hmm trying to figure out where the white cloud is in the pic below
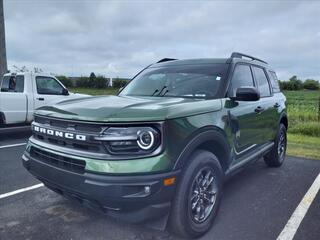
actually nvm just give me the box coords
[3,0,320,80]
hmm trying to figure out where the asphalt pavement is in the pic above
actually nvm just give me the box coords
[0,131,319,240]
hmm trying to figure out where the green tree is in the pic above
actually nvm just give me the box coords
[76,76,90,87]
[56,75,73,88]
[94,75,108,88]
[89,72,96,88]
[303,79,319,90]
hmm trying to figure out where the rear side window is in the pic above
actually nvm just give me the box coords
[36,76,64,95]
[252,67,271,97]
[230,64,254,96]
[1,75,24,93]
[268,71,281,93]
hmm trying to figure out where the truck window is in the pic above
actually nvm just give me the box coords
[1,75,25,93]
[252,66,271,97]
[36,76,64,95]
[229,64,254,97]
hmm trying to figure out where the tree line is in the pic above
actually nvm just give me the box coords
[56,73,319,91]
[279,76,319,91]
[56,72,129,89]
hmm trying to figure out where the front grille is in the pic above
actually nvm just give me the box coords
[32,115,163,158]
[34,115,104,133]
[30,146,86,174]
[34,134,102,152]
[33,115,105,153]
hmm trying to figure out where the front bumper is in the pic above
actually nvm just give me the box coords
[22,151,180,223]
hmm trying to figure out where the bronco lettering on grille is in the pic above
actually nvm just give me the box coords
[33,126,87,141]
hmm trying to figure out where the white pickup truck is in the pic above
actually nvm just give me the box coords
[0,72,86,127]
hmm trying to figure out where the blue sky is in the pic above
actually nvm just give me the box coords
[3,0,320,80]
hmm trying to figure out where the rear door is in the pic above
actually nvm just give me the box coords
[251,66,278,144]
[34,76,68,109]
[226,64,261,157]
[0,75,27,124]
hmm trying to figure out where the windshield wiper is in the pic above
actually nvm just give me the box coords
[151,89,159,96]
[157,86,167,96]
[161,89,169,96]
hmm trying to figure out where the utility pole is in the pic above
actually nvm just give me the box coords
[0,0,7,77]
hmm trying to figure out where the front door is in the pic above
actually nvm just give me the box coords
[226,64,261,159]
[34,76,68,109]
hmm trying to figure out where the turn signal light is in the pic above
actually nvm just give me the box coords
[164,177,176,186]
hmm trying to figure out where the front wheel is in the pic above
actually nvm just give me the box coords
[264,123,287,167]
[169,150,223,238]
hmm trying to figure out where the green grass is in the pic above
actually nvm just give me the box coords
[284,90,320,138]
[284,90,320,159]
[69,88,320,159]
[287,133,320,160]
[288,122,320,137]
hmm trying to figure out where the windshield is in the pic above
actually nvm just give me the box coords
[120,64,229,99]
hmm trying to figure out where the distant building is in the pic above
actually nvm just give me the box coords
[0,0,7,77]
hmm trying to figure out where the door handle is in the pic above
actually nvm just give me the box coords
[255,106,264,113]
[274,103,280,108]
[36,98,45,101]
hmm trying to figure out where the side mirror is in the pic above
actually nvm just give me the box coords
[233,87,260,101]
[62,88,69,95]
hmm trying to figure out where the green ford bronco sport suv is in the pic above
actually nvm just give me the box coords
[23,52,287,238]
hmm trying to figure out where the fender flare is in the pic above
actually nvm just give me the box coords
[278,111,288,129]
[172,126,231,172]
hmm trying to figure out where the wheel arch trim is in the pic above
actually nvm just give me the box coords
[172,126,231,173]
[279,111,288,129]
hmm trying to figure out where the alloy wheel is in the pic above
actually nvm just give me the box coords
[189,167,218,223]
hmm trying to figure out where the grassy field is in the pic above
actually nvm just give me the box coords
[284,90,320,159]
[70,87,320,159]
[287,133,320,160]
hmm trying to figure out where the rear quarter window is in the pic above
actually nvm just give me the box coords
[1,75,25,93]
[252,66,271,97]
[268,71,281,93]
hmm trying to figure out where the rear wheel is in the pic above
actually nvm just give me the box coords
[169,150,223,238]
[264,123,287,167]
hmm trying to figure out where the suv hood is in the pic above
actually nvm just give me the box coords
[35,95,222,122]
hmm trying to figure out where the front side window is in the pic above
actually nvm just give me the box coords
[36,76,64,95]
[253,67,271,97]
[230,64,254,96]
[120,64,229,99]
[1,75,24,93]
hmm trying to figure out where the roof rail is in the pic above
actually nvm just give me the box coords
[230,52,268,64]
[157,58,177,63]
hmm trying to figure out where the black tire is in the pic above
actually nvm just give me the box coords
[169,150,223,238]
[0,112,5,127]
[264,123,287,167]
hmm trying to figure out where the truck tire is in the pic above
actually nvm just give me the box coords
[0,112,5,127]
[264,123,287,167]
[169,150,223,238]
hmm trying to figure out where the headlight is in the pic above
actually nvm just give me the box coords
[95,126,161,155]
[137,130,154,150]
